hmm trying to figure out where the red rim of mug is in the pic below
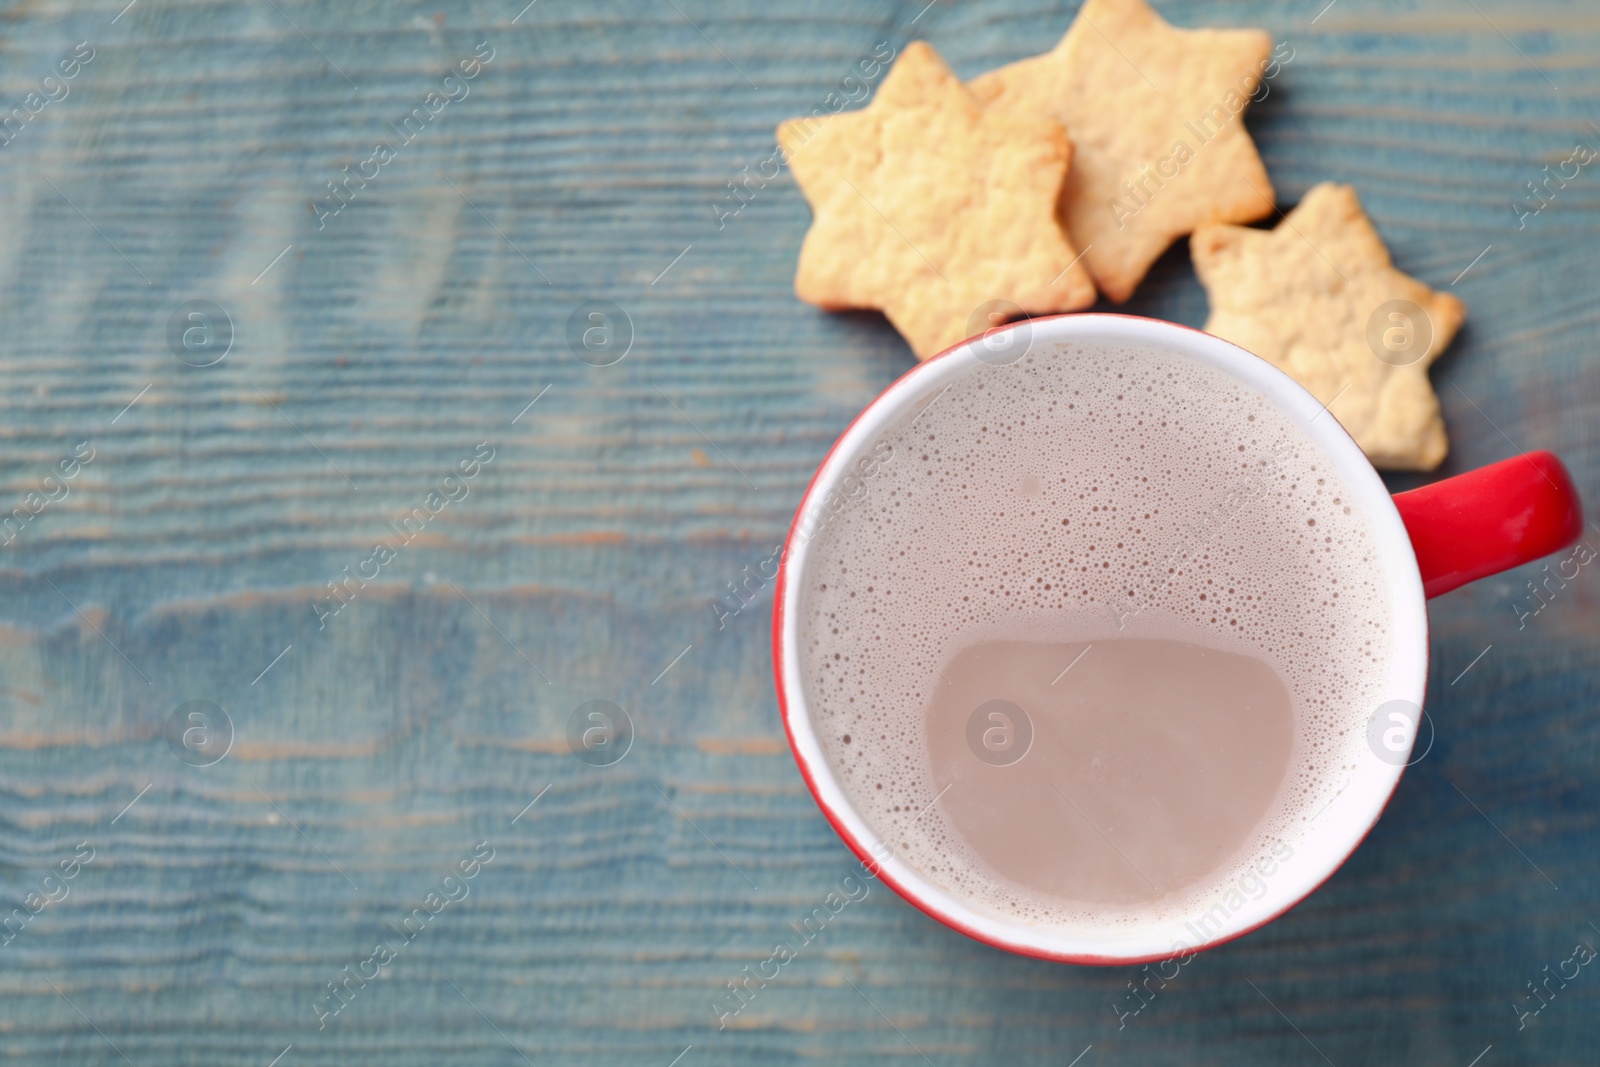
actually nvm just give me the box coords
[770,312,1429,966]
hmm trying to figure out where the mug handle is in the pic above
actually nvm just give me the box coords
[1393,451,1585,598]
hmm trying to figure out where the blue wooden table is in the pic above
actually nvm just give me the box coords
[0,0,1595,1063]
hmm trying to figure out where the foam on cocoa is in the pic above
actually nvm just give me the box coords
[796,342,1393,931]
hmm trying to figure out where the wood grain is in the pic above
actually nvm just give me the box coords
[0,0,1593,1063]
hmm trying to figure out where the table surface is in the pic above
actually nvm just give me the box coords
[1,0,1597,1063]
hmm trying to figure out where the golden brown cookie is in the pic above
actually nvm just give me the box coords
[1191,182,1467,471]
[777,41,1096,361]
[970,0,1278,302]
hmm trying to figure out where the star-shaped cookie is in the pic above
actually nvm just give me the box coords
[1191,182,1467,471]
[777,41,1096,361]
[969,0,1277,302]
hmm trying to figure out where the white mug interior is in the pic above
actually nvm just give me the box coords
[774,313,1429,964]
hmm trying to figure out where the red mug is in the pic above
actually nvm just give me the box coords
[772,313,1583,965]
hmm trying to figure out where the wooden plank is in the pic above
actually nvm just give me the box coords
[0,0,1593,1063]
